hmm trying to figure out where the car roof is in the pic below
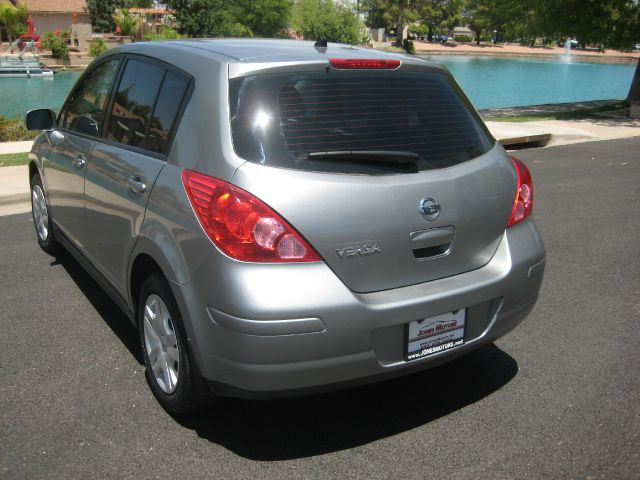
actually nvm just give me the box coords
[128,39,405,61]
[102,39,446,80]
[109,38,439,64]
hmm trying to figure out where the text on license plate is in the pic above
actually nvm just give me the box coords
[406,309,467,361]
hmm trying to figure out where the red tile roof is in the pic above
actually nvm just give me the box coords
[128,8,175,15]
[5,0,87,13]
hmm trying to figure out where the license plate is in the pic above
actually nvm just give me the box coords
[406,309,467,361]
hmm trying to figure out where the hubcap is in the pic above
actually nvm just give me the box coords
[143,294,180,394]
[32,184,49,242]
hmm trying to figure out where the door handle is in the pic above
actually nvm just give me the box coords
[127,176,146,194]
[73,156,86,168]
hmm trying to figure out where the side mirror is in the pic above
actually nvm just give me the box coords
[26,109,57,131]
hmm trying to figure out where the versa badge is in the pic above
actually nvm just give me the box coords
[336,242,382,259]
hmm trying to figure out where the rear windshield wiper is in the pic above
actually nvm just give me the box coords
[307,150,420,165]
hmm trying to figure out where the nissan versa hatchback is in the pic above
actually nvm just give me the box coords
[26,39,545,413]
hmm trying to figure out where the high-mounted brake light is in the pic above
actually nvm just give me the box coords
[507,156,534,227]
[329,58,401,69]
[182,170,321,262]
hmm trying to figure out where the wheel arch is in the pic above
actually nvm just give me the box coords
[28,160,39,183]
[129,253,165,319]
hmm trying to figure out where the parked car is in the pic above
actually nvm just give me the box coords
[26,39,545,413]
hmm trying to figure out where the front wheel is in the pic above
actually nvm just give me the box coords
[30,173,58,253]
[138,273,212,414]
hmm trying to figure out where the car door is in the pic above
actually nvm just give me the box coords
[45,58,121,247]
[83,57,191,298]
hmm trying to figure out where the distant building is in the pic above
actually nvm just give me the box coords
[129,8,175,34]
[453,26,474,40]
[1,0,92,49]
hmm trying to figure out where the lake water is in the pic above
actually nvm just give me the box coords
[422,55,636,109]
[1,70,82,118]
[0,56,636,117]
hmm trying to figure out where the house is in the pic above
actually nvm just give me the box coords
[129,8,175,35]
[1,0,92,49]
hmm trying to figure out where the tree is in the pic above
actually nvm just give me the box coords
[363,0,420,47]
[126,0,153,7]
[0,2,28,43]
[113,8,140,36]
[86,0,125,33]
[167,0,290,38]
[418,0,462,41]
[291,0,363,44]
[463,0,519,45]
[166,0,246,37]
[235,0,291,37]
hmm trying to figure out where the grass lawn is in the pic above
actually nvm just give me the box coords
[0,152,29,167]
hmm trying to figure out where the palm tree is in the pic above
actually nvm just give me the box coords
[0,2,28,44]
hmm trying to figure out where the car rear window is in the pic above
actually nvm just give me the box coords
[229,70,494,173]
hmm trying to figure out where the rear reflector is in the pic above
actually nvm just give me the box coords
[507,156,534,227]
[329,58,401,69]
[182,170,321,262]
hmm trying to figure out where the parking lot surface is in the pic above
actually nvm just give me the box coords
[1,137,638,479]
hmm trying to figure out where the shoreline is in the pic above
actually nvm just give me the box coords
[375,41,640,64]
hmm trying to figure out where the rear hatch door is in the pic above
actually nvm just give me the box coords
[228,63,516,293]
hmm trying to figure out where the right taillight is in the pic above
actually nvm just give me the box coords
[182,170,321,263]
[507,156,534,227]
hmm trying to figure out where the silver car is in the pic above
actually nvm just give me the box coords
[26,39,545,413]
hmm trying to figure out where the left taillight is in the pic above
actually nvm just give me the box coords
[182,170,321,263]
[507,156,534,227]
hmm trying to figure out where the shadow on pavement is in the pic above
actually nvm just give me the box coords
[49,245,518,460]
[51,249,144,365]
[176,344,518,460]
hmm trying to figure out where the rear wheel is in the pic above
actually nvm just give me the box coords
[30,173,58,253]
[138,273,212,414]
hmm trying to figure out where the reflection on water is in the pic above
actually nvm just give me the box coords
[0,70,83,117]
[422,55,636,109]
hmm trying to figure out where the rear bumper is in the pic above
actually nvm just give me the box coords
[172,219,545,398]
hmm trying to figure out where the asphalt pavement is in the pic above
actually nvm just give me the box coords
[1,138,638,479]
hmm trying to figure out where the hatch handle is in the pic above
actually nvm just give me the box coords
[410,226,455,259]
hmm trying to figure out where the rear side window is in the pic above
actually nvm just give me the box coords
[106,59,190,154]
[62,59,119,137]
[107,59,164,149]
[229,71,494,173]
[146,71,190,154]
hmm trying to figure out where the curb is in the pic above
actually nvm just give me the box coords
[0,193,30,206]
[0,202,31,216]
[499,133,551,148]
[0,141,33,155]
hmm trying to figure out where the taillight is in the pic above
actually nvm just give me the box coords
[182,170,321,262]
[329,58,401,69]
[507,156,534,227]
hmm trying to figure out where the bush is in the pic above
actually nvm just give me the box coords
[143,27,184,41]
[0,114,38,142]
[410,25,428,39]
[43,31,70,60]
[113,9,139,37]
[88,38,107,57]
[453,35,472,43]
[402,39,415,54]
[291,0,363,44]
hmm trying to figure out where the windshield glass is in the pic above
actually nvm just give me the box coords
[229,70,494,173]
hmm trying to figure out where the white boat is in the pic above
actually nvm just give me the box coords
[0,40,54,78]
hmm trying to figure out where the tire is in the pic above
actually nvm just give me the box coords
[30,173,58,254]
[138,273,213,414]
